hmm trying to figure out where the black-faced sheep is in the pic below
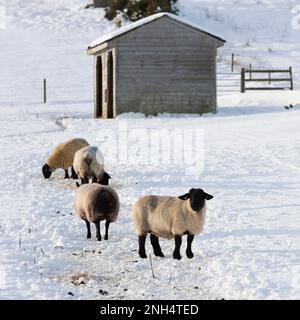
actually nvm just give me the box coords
[132,188,213,260]
[42,138,89,179]
[74,183,119,241]
[73,146,111,186]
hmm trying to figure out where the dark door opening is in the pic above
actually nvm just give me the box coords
[96,56,103,118]
[107,51,114,118]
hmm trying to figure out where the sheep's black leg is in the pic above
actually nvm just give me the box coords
[71,166,78,179]
[85,220,91,239]
[64,169,70,179]
[76,178,84,187]
[186,234,194,259]
[92,175,97,183]
[80,177,89,184]
[173,235,182,260]
[104,220,110,240]
[150,234,164,257]
[95,221,101,241]
[84,177,89,184]
[138,235,147,258]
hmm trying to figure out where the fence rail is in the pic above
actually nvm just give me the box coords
[217,71,240,94]
[241,67,293,92]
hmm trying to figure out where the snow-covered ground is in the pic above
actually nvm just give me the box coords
[1,0,300,300]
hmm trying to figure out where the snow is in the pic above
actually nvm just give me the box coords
[0,0,300,300]
[89,12,225,49]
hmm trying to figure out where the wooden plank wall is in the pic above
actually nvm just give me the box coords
[113,17,218,115]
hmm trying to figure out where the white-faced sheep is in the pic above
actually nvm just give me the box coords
[74,183,119,241]
[73,146,111,186]
[42,138,89,179]
[132,188,213,260]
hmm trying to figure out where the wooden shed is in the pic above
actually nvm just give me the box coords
[87,13,225,118]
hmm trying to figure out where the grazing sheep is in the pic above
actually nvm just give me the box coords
[73,146,111,186]
[42,138,89,179]
[74,183,119,241]
[132,188,213,260]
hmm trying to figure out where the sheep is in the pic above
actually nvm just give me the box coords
[74,183,119,241]
[131,188,213,260]
[73,146,111,186]
[42,138,89,179]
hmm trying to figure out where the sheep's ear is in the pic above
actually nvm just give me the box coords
[204,193,213,200]
[105,172,111,179]
[98,172,111,185]
[178,193,190,200]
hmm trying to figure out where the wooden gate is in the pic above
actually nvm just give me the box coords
[241,67,293,93]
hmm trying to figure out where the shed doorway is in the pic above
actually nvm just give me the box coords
[95,55,103,118]
[107,51,114,118]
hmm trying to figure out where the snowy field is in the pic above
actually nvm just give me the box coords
[1,1,300,300]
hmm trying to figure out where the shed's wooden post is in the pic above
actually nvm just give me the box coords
[289,67,293,90]
[231,53,234,72]
[43,78,47,103]
[241,68,245,93]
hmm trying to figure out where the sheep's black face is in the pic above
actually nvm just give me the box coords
[98,172,111,186]
[189,189,207,211]
[178,188,213,212]
[42,163,52,179]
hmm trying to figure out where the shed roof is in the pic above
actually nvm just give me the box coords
[88,12,225,51]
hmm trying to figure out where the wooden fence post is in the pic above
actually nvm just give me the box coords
[241,68,245,93]
[249,64,252,80]
[289,67,293,90]
[43,78,47,103]
[231,53,234,72]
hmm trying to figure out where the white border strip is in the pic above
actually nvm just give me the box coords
[0,1,6,30]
